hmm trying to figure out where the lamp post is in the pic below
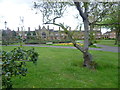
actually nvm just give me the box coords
[4,21,7,30]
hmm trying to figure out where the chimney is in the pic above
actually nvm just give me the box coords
[39,25,41,30]
[59,27,60,31]
[69,27,71,31]
[47,25,49,30]
[28,27,30,31]
[18,27,19,32]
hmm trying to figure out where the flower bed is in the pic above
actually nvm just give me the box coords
[53,43,83,46]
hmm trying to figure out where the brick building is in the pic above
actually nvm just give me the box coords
[103,31,116,39]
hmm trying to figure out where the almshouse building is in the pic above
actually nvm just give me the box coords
[2,25,115,43]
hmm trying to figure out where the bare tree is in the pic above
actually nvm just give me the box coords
[33,1,115,68]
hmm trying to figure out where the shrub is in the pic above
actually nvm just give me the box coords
[25,39,71,44]
[1,47,39,88]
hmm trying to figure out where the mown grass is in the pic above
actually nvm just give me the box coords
[2,46,118,88]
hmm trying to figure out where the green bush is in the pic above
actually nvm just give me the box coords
[25,39,71,44]
[1,47,39,88]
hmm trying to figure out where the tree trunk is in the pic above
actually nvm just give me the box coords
[89,24,95,46]
[73,43,93,68]
[84,19,89,50]
[83,51,92,68]
[83,19,93,68]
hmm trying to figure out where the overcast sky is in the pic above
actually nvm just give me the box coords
[0,0,45,30]
[0,0,83,31]
[0,0,111,33]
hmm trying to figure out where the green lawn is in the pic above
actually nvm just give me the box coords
[96,40,118,47]
[2,46,118,88]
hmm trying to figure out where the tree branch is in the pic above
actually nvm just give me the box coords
[53,16,61,23]
[74,2,86,21]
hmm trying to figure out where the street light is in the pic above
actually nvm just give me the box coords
[4,21,7,30]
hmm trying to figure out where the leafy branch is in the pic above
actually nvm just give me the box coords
[1,47,39,88]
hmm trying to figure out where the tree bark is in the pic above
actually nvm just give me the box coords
[89,24,94,46]
[83,51,92,68]
[83,19,89,50]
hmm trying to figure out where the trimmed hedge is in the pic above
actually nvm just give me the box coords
[25,39,71,44]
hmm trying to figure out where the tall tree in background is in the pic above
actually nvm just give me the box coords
[88,2,116,45]
[100,2,120,45]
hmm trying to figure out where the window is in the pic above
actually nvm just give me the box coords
[42,32,46,38]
